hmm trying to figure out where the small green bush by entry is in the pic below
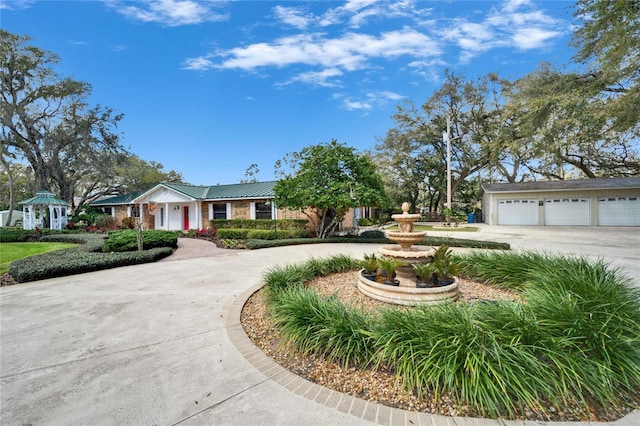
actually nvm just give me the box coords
[261,252,640,419]
[102,230,178,252]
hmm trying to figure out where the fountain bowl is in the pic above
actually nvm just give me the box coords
[357,271,459,305]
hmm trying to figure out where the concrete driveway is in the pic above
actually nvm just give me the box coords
[1,227,638,425]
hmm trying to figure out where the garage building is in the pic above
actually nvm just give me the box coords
[482,177,640,226]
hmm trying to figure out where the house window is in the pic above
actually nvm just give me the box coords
[255,202,272,219]
[212,204,227,219]
[130,205,140,217]
[160,207,164,226]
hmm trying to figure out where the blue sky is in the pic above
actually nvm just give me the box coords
[2,0,577,186]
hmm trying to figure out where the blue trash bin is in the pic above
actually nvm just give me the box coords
[467,213,475,223]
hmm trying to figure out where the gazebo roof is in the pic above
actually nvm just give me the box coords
[18,190,69,206]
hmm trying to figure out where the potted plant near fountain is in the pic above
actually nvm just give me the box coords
[359,253,379,281]
[412,262,437,288]
[378,257,405,286]
[430,245,460,286]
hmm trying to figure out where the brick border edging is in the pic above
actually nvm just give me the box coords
[225,282,640,426]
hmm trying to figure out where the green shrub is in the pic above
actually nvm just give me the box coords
[0,228,35,242]
[359,229,385,239]
[210,219,307,230]
[9,247,172,283]
[246,229,310,240]
[102,230,177,252]
[217,228,250,240]
[358,218,374,226]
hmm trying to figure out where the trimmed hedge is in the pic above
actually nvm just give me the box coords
[217,228,251,240]
[246,229,309,240]
[7,231,176,283]
[102,230,178,252]
[359,230,385,239]
[210,219,307,230]
[9,247,172,283]
[246,236,510,250]
[0,227,76,243]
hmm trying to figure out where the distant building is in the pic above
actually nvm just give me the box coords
[482,177,640,226]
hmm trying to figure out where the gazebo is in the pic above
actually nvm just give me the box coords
[18,190,69,230]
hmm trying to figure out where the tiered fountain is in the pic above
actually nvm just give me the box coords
[357,202,459,305]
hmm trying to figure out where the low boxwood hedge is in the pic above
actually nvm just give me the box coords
[246,229,309,240]
[102,230,178,252]
[210,219,307,230]
[9,247,172,283]
[217,228,251,240]
[0,227,76,243]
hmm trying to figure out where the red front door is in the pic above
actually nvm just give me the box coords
[182,206,189,230]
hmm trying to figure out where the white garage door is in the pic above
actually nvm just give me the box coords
[498,199,538,225]
[598,197,640,226]
[544,198,590,225]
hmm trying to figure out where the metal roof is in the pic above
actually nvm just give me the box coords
[91,191,144,206]
[90,181,275,206]
[482,177,640,193]
[205,181,275,200]
[18,190,69,206]
[158,182,209,199]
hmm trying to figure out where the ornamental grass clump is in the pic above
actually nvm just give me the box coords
[261,252,640,420]
[370,302,552,418]
[269,286,375,368]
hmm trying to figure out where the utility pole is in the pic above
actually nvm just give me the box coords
[442,116,452,212]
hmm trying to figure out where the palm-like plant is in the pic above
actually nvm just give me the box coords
[431,245,460,285]
[378,257,406,285]
[358,253,379,277]
[412,262,437,287]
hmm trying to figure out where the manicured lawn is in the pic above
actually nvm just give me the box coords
[0,242,78,274]
[387,224,478,232]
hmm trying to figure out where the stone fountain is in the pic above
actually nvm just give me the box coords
[357,202,459,305]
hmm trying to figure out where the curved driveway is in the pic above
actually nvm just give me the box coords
[1,226,638,425]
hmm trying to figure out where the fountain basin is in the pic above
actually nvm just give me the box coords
[357,270,459,305]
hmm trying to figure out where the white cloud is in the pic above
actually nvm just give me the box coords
[105,0,228,26]
[441,0,566,62]
[273,5,313,30]
[275,0,426,29]
[511,27,561,49]
[284,68,344,88]
[342,99,372,111]
[182,56,215,71]
[341,90,405,111]
[214,28,440,74]
[0,0,35,11]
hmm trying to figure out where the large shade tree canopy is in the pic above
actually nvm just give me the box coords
[375,72,501,212]
[1,30,128,214]
[274,140,388,238]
